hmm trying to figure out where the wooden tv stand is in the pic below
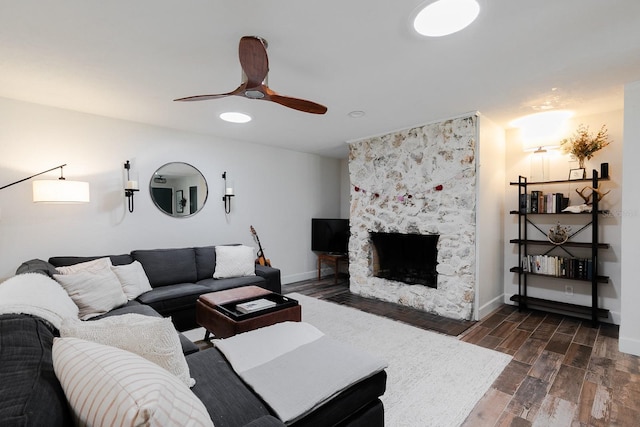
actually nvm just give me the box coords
[317,253,348,284]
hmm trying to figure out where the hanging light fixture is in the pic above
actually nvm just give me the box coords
[511,110,574,181]
[1,164,90,203]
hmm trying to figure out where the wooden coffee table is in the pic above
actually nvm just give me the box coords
[195,286,301,340]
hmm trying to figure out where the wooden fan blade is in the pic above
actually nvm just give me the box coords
[239,36,269,88]
[174,84,244,102]
[269,93,328,114]
[174,94,230,102]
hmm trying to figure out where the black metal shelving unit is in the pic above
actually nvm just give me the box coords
[509,171,610,326]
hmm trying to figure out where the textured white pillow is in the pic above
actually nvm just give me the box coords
[52,337,214,427]
[60,314,194,387]
[213,245,256,279]
[54,266,127,320]
[111,261,152,300]
[55,257,112,275]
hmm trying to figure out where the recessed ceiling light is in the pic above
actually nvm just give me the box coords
[413,0,480,37]
[348,110,366,118]
[219,112,252,123]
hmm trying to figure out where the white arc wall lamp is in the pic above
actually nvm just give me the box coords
[0,164,90,203]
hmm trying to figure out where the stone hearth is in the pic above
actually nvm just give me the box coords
[348,115,477,320]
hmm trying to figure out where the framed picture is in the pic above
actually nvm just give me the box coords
[569,168,586,180]
[176,190,184,213]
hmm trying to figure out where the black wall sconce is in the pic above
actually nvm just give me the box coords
[124,160,139,213]
[222,171,234,214]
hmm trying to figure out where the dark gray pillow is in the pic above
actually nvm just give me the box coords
[15,259,58,277]
[194,246,216,281]
[131,248,197,287]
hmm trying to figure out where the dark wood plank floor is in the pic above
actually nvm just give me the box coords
[284,275,640,426]
[287,276,474,336]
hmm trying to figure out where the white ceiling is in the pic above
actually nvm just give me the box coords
[1,1,639,158]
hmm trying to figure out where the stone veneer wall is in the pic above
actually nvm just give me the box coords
[348,115,478,320]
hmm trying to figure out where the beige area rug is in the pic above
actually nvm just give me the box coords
[185,293,512,427]
[291,293,511,427]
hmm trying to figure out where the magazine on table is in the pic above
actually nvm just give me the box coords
[236,298,277,314]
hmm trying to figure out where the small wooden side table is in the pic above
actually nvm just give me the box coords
[317,253,348,284]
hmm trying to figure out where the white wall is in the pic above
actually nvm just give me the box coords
[476,114,506,319]
[0,97,343,283]
[503,109,624,324]
[339,158,350,218]
[620,81,640,355]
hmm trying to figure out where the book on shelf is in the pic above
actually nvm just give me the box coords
[546,193,554,213]
[519,191,569,214]
[236,298,277,314]
[530,191,540,213]
[521,255,593,280]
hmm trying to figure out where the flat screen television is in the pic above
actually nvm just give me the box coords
[311,218,350,254]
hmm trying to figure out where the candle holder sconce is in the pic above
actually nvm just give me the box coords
[124,160,139,213]
[222,171,234,214]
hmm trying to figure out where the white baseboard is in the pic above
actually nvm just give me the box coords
[476,294,505,320]
[619,336,640,357]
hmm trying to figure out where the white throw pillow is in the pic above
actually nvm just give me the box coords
[111,261,152,300]
[54,266,127,320]
[52,337,214,427]
[55,257,112,275]
[213,245,256,279]
[60,314,194,388]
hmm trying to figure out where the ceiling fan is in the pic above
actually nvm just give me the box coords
[174,36,327,115]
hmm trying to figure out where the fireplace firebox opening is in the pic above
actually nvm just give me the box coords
[370,232,439,288]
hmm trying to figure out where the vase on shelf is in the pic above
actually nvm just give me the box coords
[547,222,570,245]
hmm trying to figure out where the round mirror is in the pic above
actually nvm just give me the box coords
[149,162,208,217]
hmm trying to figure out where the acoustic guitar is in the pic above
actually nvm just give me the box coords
[250,225,272,267]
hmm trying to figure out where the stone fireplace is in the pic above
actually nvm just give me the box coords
[348,115,478,321]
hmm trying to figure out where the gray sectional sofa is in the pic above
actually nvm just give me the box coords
[27,245,282,331]
[1,245,387,426]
